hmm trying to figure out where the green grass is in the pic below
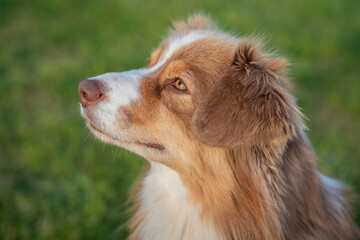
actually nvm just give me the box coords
[0,0,359,239]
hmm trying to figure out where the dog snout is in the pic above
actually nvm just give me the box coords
[78,79,104,107]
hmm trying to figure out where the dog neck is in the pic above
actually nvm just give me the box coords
[129,131,356,240]
[129,161,222,240]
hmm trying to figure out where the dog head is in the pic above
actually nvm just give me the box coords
[78,14,303,163]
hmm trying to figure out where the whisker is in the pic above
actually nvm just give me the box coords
[98,142,106,161]
[114,147,119,160]
[134,34,153,52]
[81,132,91,144]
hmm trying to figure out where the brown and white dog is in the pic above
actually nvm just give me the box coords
[78,15,359,240]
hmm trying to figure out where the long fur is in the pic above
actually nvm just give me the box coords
[79,14,360,240]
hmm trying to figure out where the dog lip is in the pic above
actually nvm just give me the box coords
[86,120,165,151]
[88,121,105,134]
[86,120,122,142]
[138,142,165,151]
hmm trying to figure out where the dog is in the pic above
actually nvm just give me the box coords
[78,14,360,240]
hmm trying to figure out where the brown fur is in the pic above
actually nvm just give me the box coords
[172,13,216,33]
[84,15,360,240]
[192,40,303,148]
[132,34,359,238]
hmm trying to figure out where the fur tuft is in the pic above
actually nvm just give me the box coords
[172,13,216,33]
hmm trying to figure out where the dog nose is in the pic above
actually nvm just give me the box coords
[78,79,104,107]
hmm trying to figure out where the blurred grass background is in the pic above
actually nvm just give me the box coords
[0,0,359,239]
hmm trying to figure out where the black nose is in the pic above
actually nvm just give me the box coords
[78,79,104,107]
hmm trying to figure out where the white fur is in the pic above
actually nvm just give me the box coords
[89,70,143,106]
[81,32,224,239]
[319,173,343,191]
[318,173,346,212]
[159,31,210,64]
[142,30,211,72]
[86,70,143,139]
[136,161,221,240]
[81,30,212,140]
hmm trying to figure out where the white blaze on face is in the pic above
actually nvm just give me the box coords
[89,70,142,105]
[86,70,144,138]
[157,31,211,65]
[82,30,214,139]
[81,29,224,239]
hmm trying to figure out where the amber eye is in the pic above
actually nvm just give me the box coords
[172,79,188,91]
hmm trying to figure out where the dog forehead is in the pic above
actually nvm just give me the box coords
[147,31,211,72]
[147,30,237,75]
[161,31,211,62]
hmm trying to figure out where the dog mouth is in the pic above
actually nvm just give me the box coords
[86,120,165,151]
[88,121,107,136]
[140,142,165,151]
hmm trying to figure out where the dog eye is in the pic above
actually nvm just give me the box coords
[172,79,188,91]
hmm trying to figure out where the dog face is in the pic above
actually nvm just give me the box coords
[79,15,302,165]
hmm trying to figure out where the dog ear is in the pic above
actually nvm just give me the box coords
[191,39,304,148]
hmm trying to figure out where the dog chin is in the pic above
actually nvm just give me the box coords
[87,122,125,145]
[87,121,166,155]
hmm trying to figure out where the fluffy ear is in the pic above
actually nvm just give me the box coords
[171,13,216,33]
[191,40,304,148]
